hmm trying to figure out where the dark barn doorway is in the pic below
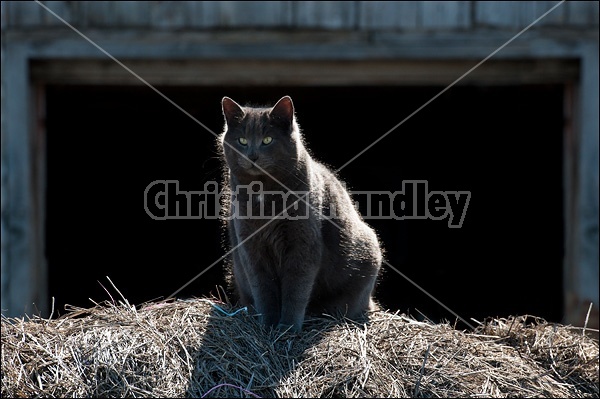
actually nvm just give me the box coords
[45,84,564,328]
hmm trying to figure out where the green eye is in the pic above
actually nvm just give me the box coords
[262,136,273,145]
[238,137,248,145]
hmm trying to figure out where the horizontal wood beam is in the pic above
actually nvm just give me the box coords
[31,59,579,86]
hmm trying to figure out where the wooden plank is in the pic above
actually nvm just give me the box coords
[1,1,8,31]
[477,1,570,29]
[1,16,8,313]
[201,1,292,28]
[79,1,114,28]
[39,1,177,30]
[358,1,418,30]
[568,1,600,26]
[294,1,356,29]
[517,1,537,28]
[32,84,48,319]
[29,58,580,86]
[475,1,520,28]
[564,42,600,330]
[150,1,189,29]
[571,42,599,328]
[12,28,586,61]
[188,1,205,29]
[533,1,567,26]
[113,1,151,27]
[421,1,471,30]
[39,1,74,27]
[5,0,43,28]
[197,1,223,27]
[562,82,578,331]
[1,42,44,316]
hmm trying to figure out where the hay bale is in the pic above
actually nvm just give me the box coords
[2,298,598,398]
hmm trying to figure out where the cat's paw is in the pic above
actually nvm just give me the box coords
[258,312,280,328]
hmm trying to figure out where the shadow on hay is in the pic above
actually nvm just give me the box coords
[184,303,369,398]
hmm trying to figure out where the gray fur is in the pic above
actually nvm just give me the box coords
[220,96,382,332]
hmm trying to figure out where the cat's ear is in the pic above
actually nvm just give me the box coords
[222,97,245,126]
[269,96,294,127]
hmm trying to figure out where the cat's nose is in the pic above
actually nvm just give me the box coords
[248,153,259,162]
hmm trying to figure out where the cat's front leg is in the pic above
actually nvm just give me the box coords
[236,246,281,328]
[251,279,281,328]
[277,254,320,332]
[244,265,280,328]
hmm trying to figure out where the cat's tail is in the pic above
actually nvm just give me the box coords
[368,298,381,312]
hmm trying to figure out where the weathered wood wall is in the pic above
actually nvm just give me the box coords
[2,1,598,30]
[1,1,598,327]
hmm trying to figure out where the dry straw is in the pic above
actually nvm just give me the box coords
[2,296,598,398]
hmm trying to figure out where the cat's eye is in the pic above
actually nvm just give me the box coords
[262,136,273,145]
[238,137,248,145]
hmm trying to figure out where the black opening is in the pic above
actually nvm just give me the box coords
[46,84,564,328]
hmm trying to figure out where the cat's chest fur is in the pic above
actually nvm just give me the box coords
[230,175,323,263]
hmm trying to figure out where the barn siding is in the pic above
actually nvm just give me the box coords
[534,1,566,26]
[4,2,596,31]
[1,41,44,316]
[476,2,527,28]
[568,0,600,26]
[571,42,599,329]
[79,1,116,28]
[1,1,8,316]
[40,0,75,27]
[201,1,293,28]
[294,1,357,29]
[421,1,471,30]
[6,0,43,27]
[474,1,577,28]
[150,1,191,29]
[358,1,419,30]
[113,1,151,28]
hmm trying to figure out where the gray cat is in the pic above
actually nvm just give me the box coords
[220,96,382,332]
